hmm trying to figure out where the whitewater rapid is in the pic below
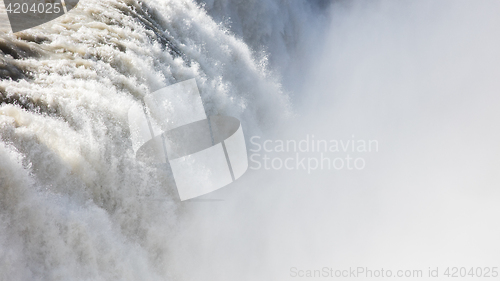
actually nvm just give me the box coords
[4,1,499,280]
[0,0,322,279]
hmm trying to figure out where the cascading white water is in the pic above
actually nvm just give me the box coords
[4,0,499,280]
[0,0,314,279]
[197,0,331,94]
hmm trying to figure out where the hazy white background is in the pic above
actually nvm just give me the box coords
[1,0,499,280]
[170,1,500,280]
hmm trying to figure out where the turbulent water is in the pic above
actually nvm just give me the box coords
[3,0,500,280]
[0,0,327,279]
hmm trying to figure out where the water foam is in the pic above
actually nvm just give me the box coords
[0,0,293,279]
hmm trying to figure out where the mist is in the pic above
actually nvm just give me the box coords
[1,0,499,280]
[168,1,500,280]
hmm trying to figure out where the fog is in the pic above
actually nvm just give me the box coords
[169,1,500,280]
